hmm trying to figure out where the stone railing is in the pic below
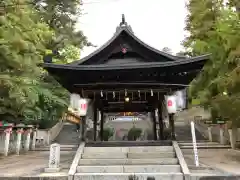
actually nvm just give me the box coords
[36,120,64,146]
[177,107,240,147]
[0,125,37,156]
[0,121,64,156]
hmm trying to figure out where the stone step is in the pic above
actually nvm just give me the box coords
[178,140,209,143]
[76,165,181,173]
[178,142,219,146]
[180,145,231,149]
[84,147,128,153]
[74,172,184,180]
[82,152,127,159]
[128,152,176,159]
[79,158,179,165]
[35,144,78,151]
[128,146,174,153]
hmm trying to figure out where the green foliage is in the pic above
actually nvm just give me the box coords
[128,127,142,141]
[0,0,88,128]
[184,0,240,124]
[102,128,114,141]
[33,0,92,55]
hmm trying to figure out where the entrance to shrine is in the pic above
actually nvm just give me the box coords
[41,14,209,142]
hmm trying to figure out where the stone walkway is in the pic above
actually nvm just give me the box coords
[185,148,240,175]
[0,151,75,176]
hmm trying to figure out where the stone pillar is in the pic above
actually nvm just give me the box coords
[4,127,12,156]
[148,112,151,120]
[31,128,37,150]
[24,128,32,151]
[16,128,23,155]
[207,126,213,142]
[219,125,225,144]
[169,113,176,140]
[229,127,237,149]
[44,143,61,172]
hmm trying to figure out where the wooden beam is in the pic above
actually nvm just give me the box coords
[93,101,97,141]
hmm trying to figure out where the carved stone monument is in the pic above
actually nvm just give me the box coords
[44,143,61,173]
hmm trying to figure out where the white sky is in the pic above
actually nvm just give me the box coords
[76,0,189,58]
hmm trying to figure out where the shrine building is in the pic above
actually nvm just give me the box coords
[41,15,209,141]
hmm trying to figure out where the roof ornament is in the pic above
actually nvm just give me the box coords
[120,14,127,26]
[115,14,134,33]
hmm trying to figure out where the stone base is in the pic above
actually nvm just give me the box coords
[44,167,61,173]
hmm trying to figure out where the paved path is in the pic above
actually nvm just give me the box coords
[184,148,240,175]
[0,149,75,176]
[0,124,79,177]
[54,123,80,145]
[175,123,206,141]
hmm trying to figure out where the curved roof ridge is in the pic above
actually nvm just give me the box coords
[123,28,178,60]
[68,24,182,65]
[68,28,123,66]
[42,54,209,70]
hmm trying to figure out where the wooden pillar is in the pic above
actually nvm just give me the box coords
[100,111,104,141]
[151,111,157,140]
[81,116,86,141]
[158,104,164,140]
[93,102,97,141]
[169,113,176,140]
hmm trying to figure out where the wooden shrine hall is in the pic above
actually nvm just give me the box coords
[41,15,209,141]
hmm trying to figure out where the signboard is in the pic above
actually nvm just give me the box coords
[166,96,177,114]
[190,121,199,167]
[65,112,81,124]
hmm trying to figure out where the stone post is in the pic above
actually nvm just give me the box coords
[16,128,23,155]
[4,127,12,156]
[31,128,37,150]
[219,125,225,145]
[228,128,237,149]
[24,128,32,151]
[207,126,213,142]
[148,112,151,120]
[44,143,61,172]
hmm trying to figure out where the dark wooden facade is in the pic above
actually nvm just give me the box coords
[41,15,209,141]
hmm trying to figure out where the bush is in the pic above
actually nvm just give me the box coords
[128,127,142,141]
[147,177,155,180]
[162,128,171,140]
[102,127,114,141]
[128,175,138,180]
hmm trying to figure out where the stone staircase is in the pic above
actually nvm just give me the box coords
[75,145,184,180]
[178,141,231,149]
[35,123,79,151]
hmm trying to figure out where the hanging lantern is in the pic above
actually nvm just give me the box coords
[78,98,88,116]
[69,93,81,111]
[166,95,177,114]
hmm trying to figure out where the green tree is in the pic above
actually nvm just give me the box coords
[33,0,91,55]
[0,0,70,127]
[184,0,240,124]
